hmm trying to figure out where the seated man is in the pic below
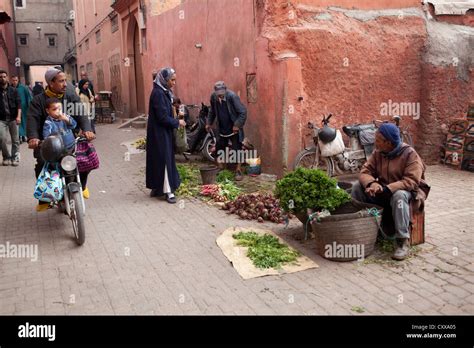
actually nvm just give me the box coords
[352,123,426,261]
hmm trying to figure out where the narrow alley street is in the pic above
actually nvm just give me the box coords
[0,123,472,315]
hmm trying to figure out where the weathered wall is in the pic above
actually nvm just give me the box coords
[295,0,420,9]
[418,20,474,162]
[142,0,256,110]
[260,0,474,168]
[260,1,427,169]
[76,0,473,174]
[15,0,73,68]
[0,0,16,75]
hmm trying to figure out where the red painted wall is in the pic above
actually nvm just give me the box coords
[260,0,473,170]
[77,0,474,175]
[142,0,256,110]
[0,0,17,76]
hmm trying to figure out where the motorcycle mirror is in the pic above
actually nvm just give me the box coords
[392,115,401,126]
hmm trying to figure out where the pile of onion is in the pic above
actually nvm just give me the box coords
[222,193,292,223]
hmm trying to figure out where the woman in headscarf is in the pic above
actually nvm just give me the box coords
[146,67,186,203]
[77,79,96,133]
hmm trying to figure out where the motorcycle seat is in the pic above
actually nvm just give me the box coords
[342,123,375,137]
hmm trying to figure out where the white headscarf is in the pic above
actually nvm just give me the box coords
[154,67,176,101]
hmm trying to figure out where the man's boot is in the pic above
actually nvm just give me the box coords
[392,238,410,261]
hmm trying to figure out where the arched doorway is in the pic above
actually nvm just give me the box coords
[133,23,145,114]
[126,14,145,117]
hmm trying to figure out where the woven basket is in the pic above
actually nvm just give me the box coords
[312,200,382,262]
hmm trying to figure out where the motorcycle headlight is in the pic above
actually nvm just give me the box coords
[61,155,77,171]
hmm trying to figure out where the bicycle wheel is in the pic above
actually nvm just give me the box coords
[202,137,217,162]
[293,147,334,176]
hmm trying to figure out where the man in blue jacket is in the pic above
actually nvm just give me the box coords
[206,81,247,181]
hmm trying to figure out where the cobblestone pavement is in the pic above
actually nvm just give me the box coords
[0,123,472,315]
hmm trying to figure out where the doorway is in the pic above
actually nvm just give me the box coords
[133,23,145,114]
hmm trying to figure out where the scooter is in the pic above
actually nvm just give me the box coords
[41,136,87,245]
[294,114,412,176]
[293,113,375,176]
[183,103,216,162]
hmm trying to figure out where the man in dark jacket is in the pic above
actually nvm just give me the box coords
[27,68,95,211]
[0,69,22,167]
[32,82,44,96]
[352,123,427,261]
[206,81,247,181]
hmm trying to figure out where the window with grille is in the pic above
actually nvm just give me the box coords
[96,30,101,44]
[18,34,28,46]
[111,15,118,33]
[96,61,105,91]
[46,34,57,47]
[86,63,93,82]
[15,0,25,9]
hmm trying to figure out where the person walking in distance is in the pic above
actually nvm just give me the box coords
[0,70,22,167]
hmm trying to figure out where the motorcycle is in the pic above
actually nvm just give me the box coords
[183,103,216,162]
[294,114,412,177]
[40,136,87,245]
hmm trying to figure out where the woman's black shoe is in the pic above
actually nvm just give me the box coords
[166,194,177,204]
[150,189,159,197]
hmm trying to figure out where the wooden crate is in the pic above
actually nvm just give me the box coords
[380,204,425,246]
[97,100,111,108]
[410,206,425,246]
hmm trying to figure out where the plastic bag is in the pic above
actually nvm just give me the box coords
[33,162,64,203]
[174,127,188,153]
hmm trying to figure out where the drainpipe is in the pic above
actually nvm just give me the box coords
[10,0,20,77]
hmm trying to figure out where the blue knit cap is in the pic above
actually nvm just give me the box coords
[378,123,401,146]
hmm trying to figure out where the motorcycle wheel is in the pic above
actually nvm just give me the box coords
[70,191,86,246]
[202,137,217,162]
[293,147,334,176]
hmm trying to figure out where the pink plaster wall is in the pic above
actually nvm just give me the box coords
[0,0,17,75]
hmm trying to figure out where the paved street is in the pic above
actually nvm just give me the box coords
[0,123,473,315]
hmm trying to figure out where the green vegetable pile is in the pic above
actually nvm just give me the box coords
[216,169,235,183]
[176,164,201,197]
[218,179,242,201]
[275,167,351,213]
[233,231,300,269]
[201,179,242,202]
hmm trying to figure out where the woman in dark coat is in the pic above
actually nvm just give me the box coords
[146,68,186,203]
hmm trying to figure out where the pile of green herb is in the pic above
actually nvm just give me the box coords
[233,231,300,269]
[216,169,235,183]
[275,167,351,213]
[219,179,242,201]
[176,164,201,197]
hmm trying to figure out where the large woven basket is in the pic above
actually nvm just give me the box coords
[312,200,382,262]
